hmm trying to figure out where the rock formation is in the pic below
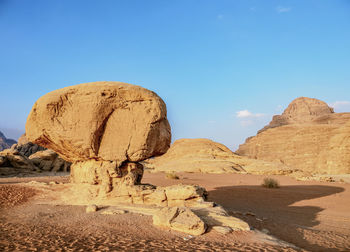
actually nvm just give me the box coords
[26,81,171,194]
[13,134,46,157]
[143,138,292,175]
[0,131,16,151]
[26,81,171,164]
[1,134,71,173]
[24,82,250,235]
[0,149,38,176]
[237,97,350,174]
[29,150,70,172]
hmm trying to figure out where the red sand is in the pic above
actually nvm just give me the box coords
[1,172,349,251]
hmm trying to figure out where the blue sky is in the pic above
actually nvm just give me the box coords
[1,0,350,150]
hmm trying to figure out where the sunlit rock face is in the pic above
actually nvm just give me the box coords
[26,81,171,192]
[237,97,350,174]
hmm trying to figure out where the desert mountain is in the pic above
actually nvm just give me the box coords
[0,131,16,151]
[143,138,292,175]
[237,97,350,174]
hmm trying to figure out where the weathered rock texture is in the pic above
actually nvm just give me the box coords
[0,131,16,151]
[237,97,350,174]
[29,181,250,235]
[260,97,334,132]
[153,207,207,235]
[26,81,171,164]
[0,149,38,176]
[7,134,71,173]
[143,138,293,175]
[29,150,70,172]
[24,82,251,235]
[13,134,46,157]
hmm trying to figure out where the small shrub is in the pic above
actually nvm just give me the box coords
[166,172,180,180]
[262,178,280,188]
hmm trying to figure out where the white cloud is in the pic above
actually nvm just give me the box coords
[236,110,265,118]
[217,14,224,20]
[276,6,292,13]
[329,101,350,112]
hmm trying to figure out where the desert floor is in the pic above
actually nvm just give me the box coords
[1,172,349,251]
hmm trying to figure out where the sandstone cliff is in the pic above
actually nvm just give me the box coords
[237,97,350,174]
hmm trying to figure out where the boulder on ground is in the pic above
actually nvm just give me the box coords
[25,81,171,196]
[153,207,206,236]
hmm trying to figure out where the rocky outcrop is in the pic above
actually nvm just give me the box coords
[24,82,250,235]
[29,150,70,172]
[5,134,71,173]
[143,138,293,175]
[0,149,38,176]
[237,97,350,174]
[25,82,171,191]
[13,134,46,157]
[260,97,334,133]
[26,81,171,164]
[26,81,171,194]
[0,131,16,151]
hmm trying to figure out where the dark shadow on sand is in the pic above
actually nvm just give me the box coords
[208,185,344,251]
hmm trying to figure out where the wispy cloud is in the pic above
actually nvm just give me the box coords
[236,110,267,127]
[329,101,350,112]
[217,14,224,20]
[236,110,265,118]
[276,6,292,13]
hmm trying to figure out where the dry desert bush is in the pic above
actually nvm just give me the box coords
[262,178,280,188]
[165,172,180,180]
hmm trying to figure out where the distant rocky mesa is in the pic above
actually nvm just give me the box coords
[237,97,350,174]
[0,131,16,151]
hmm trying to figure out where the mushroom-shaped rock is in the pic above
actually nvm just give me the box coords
[26,82,171,192]
[26,81,171,164]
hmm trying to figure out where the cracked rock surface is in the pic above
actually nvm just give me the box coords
[26,81,171,164]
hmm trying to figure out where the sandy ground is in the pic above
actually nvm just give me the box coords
[1,172,349,251]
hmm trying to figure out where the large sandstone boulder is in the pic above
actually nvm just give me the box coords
[26,81,171,164]
[237,97,350,174]
[0,131,16,151]
[143,138,292,174]
[26,81,171,193]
